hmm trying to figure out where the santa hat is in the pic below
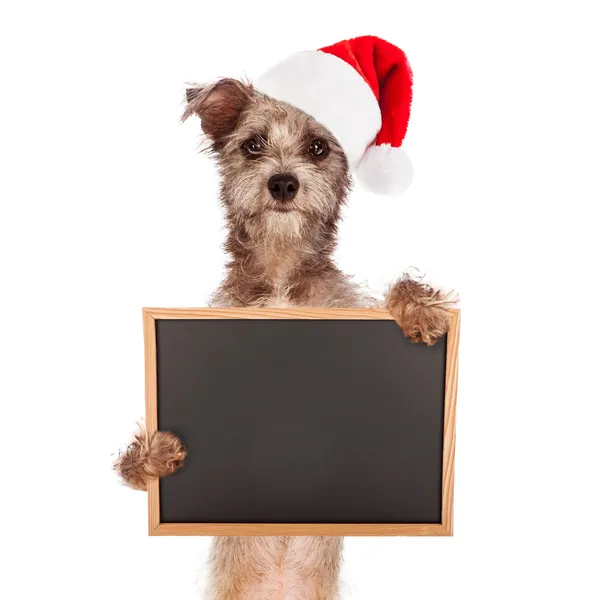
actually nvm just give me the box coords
[255,36,414,195]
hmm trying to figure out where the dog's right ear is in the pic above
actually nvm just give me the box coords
[182,78,253,145]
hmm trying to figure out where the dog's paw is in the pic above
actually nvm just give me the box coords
[386,273,457,346]
[114,429,186,491]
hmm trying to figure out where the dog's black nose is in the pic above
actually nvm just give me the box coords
[268,174,299,201]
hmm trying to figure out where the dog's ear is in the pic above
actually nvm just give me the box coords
[182,78,253,144]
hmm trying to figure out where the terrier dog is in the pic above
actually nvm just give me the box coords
[115,77,455,600]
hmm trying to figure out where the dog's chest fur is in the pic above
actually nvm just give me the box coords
[214,239,370,309]
[256,244,297,307]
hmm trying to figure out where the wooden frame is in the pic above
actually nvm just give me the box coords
[143,307,460,536]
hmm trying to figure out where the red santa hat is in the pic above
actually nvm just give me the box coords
[255,35,414,195]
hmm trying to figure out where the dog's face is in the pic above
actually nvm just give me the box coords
[184,79,351,241]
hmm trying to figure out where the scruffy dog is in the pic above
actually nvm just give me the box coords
[115,75,454,599]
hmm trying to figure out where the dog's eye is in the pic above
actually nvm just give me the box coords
[308,139,328,157]
[242,138,263,155]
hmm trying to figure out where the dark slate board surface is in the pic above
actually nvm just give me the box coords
[156,319,446,524]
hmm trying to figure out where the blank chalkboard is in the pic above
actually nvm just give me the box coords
[143,308,459,536]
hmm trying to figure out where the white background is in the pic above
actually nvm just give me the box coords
[1,1,599,598]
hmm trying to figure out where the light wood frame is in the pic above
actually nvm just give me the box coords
[143,307,460,536]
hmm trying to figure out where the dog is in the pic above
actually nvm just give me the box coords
[115,77,455,600]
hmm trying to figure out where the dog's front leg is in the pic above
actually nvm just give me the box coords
[284,536,343,600]
[114,427,186,491]
[386,272,456,346]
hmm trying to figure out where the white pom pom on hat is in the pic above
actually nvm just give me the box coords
[255,35,414,195]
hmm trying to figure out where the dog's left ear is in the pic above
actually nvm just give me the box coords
[182,78,253,145]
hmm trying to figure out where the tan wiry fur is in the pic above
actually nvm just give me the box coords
[206,537,343,600]
[115,78,456,599]
[386,271,457,346]
[114,428,186,491]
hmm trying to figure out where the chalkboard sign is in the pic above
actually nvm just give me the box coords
[143,308,459,536]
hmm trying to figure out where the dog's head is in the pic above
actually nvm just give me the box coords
[183,79,351,242]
